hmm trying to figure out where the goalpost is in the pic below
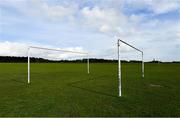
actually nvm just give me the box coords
[27,46,89,84]
[117,39,144,97]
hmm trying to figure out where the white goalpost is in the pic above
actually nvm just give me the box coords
[27,46,89,84]
[117,39,144,97]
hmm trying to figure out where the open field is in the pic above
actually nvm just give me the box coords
[0,63,180,117]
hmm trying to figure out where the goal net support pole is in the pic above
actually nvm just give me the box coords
[117,39,144,97]
[27,46,89,84]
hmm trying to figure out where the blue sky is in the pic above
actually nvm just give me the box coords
[0,0,180,61]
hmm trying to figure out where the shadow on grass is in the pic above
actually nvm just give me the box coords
[69,75,113,85]
[11,79,26,84]
[69,84,119,98]
[68,77,119,98]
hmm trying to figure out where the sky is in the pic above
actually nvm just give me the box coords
[0,0,180,61]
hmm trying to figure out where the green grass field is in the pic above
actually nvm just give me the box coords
[0,63,180,117]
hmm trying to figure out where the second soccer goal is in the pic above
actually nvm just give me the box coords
[27,46,89,84]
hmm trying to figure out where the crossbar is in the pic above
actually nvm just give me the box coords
[29,46,88,55]
[119,40,143,53]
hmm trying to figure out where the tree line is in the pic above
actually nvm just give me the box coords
[0,56,179,63]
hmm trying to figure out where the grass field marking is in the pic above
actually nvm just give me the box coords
[150,84,163,88]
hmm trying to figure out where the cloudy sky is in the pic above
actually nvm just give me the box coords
[0,0,180,61]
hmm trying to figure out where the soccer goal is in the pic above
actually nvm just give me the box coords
[117,39,144,97]
[27,46,89,84]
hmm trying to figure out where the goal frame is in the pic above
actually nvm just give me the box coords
[27,46,89,84]
[117,39,144,97]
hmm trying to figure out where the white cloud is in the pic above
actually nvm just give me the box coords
[149,0,180,14]
[0,0,78,22]
[0,41,86,60]
[124,0,180,14]
[33,0,78,22]
[0,0,180,61]
[0,41,28,57]
[81,6,127,34]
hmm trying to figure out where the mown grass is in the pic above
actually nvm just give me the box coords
[0,63,179,117]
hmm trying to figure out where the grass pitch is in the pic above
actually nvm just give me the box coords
[0,63,180,116]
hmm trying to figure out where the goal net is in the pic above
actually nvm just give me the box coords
[27,46,89,84]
